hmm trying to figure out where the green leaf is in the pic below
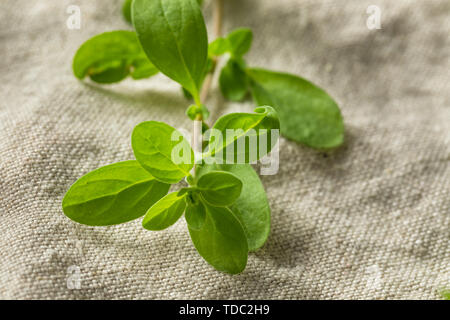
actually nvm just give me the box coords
[188,203,248,274]
[182,87,193,100]
[196,171,242,207]
[62,161,170,226]
[186,104,210,121]
[142,192,186,230]
[130,57,159,79]
[209,28,253,58]
[177,187,192,197]
[73,30,158,84]
[185,193,206,230]
[89,60,129,84]
[195,163,270,251]
[441,290,450,300]
[133,0,208,103]
[219,59,249,101]
[122,0,133,23]
[206,106,280,163]
[248,68,344,149]
[227,28,253,58]
[208,37,229,56]
[132,121,194,184]
[220,164,270,251]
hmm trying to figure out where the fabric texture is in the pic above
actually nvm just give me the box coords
[0,0,449,300]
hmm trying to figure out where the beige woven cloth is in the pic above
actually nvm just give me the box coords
[0,0,449,300]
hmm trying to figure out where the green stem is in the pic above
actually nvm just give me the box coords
[192,0,224,176]
[199,0,224,107]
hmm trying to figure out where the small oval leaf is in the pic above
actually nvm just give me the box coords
[186,104,210,121]
[227,28,253,58]
[206,106,280,163]
[208,37,229,56]
[248,68,344,149]
[195,163,271,251]
[130,57,159,79]
[188,203,248,274]
[219,59,249,101]
[196,171,242,207]
[185,195,206,230]
[133,0,208,102]
[89,60,129,84]
[122,0,132,23]
[73,30,158,84]
[221,164,271,251]
[142,192,186,230]
[62,161,170,226]
[132,121,194,184]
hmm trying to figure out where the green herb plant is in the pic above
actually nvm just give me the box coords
[441,289,450,300]
[63,0,345,274]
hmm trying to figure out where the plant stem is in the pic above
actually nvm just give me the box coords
[213,0,224,42]
[199,0,224,106]
[192,0,224,176]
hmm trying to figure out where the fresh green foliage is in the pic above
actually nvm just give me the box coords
[195,163,271,251]
[122,0,133,23]
[248,68,344,149]
[441,289,450,300]
[73,31,158,84]
[186,104,210,121]
[208,37,229,56]
[62,109,276,273]
[132,121,194,184]
[210,29,252,101]
[62,161,170,226]
[65,0,346,274]
[207,106,280,163]
[208,28,253,59]
[220,164,271,251]
[188,203,248,274]
[124,0,205,23]
[226,28,253,58]
[196,171,242,206]
[132,0,208,103]
[142,192,187,230]
[184,193,206,230]
[219,59,248,101]
[207,27,344,149]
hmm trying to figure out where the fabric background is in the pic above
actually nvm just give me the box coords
[0,0,449,300]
